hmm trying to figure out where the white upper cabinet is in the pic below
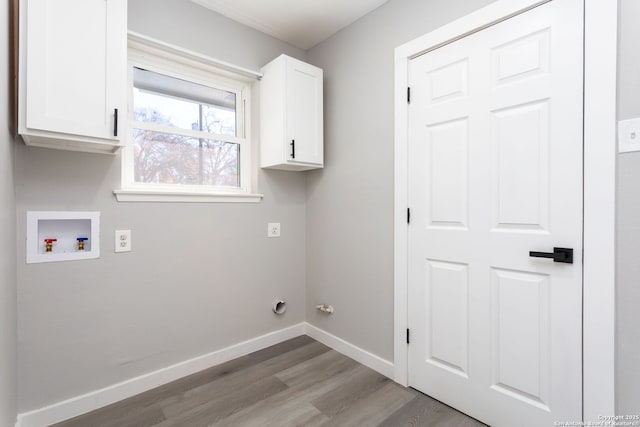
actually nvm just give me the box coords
[260,55,323,170]
[18,0,127,154]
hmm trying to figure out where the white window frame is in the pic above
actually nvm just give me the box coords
[114,39,263,203]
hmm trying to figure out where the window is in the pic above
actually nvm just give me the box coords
[115,43,261,202]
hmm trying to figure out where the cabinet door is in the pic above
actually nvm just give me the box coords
[286,59,323,165]
[25,0,125,141]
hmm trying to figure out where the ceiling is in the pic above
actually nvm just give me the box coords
[191,0,390,50]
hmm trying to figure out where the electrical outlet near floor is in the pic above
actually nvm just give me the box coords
[115,230,132,252]
[267,223,281,238]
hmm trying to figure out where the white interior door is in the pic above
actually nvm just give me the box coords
[407,1,583,426]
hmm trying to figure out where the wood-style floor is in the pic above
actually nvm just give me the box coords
[51,336,486,427]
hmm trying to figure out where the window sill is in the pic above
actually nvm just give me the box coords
[113,189,263,203]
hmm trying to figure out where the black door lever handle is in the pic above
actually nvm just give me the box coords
[529,247,573,264]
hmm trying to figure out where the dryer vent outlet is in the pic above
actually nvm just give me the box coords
[273,300,286,315]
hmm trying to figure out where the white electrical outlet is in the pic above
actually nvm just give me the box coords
[115,230,132,253]
[267,223,281,238]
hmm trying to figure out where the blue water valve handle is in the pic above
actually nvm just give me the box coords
[76,237,89,251]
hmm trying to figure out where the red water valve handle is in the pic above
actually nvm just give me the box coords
[44,239,57,243]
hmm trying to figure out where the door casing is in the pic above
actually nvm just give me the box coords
[393,0,616,421]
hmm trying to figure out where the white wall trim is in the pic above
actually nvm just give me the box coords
[113,189,264,203]
[582,0,617,420]
[128,31,263,80]
[393,50,409,387]
[304,324,395,379]
[394,0,616,419]
[15,323,306,427]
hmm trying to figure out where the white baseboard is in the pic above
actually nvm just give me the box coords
[15,322,395,427]
[304,323,394,379]
[16,323,306,427]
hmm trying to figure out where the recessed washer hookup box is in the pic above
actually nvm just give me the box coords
[26,211,100,264]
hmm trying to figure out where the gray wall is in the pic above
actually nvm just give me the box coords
[1,0,17,424]
[305,0,495,361]
[616,0,640,414]
[13,0,638,415]
[16,0,308,412]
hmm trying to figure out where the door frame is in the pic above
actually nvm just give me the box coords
[393,0,617,421]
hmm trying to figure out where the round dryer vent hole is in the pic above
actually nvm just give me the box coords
[272,300,286,315]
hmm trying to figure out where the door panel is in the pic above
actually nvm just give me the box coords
[428,59,469,102]
[492,101,549,231]
[491,29,550,85]
[490,268,550,409]
[408,1,583,426]
[427,119,469,228]
[426,260,469,377]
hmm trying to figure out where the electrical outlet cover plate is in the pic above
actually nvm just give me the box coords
[268,222,281,238]
[618,117,640,153]
[115,229,132,252]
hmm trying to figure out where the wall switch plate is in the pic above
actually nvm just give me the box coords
[267,223,281,238]
[618,118,640,153]
[115,230,132,252]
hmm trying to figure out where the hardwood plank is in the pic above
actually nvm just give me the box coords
[94,406,166,427]
[317,381,415,426]
[154,375,288,427]
[378,391,488,427]
[275,347,360,387]
[212,362,373,426]
[51,405,165,427]
[248,334,315,364]
[310,365,390,418]
[214,364,384,426]
[214,402,328,427]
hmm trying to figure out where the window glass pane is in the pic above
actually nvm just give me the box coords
[133,129,239,188]
[133,68,237,137]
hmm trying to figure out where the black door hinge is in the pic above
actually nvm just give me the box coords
[407,87,411,104]
[406,328,410,344]
[407,208,411,224]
